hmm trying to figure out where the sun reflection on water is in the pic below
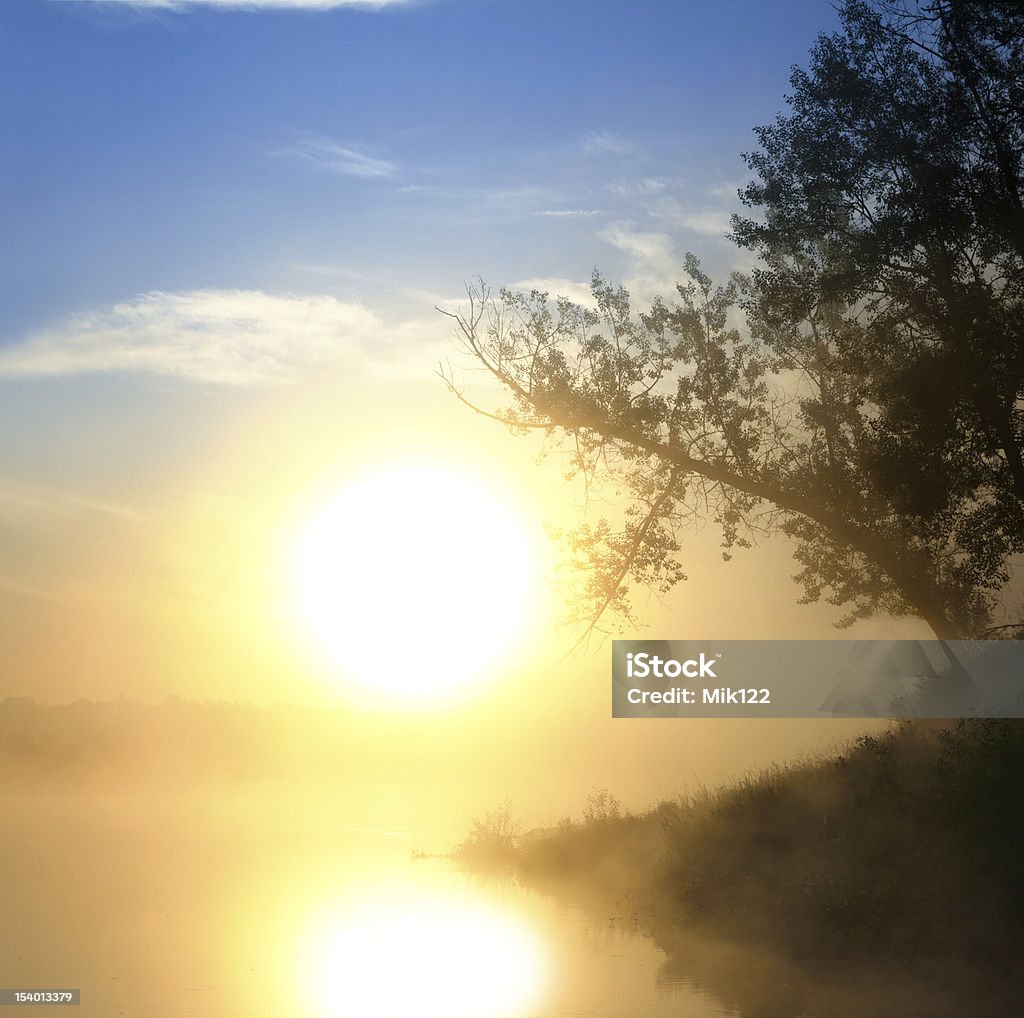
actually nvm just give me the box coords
[297,883,549,1018]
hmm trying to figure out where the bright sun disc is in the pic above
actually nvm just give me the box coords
[294,462,536,702]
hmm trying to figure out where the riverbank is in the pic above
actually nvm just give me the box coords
[459,719,1024,980]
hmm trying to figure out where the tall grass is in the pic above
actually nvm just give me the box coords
[473,721,1024,969]
[451,798,522,869]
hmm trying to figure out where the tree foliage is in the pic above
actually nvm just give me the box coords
[732,0,1024,636]
[441,0,1024,641]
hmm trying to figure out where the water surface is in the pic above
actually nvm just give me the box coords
[2,792,1015,1018]
[1,792,727,1018]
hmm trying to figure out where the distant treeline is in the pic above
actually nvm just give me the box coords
[0,697,450,786]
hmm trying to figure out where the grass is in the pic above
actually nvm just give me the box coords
[463,719,1024,972]
[451,798,522,869]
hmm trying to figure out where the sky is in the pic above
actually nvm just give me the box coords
[0,0,931,747]
[1,0,844,343]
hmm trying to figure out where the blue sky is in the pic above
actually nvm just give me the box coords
[2,0,841,349]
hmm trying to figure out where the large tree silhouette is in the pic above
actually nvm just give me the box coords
[441,0,1024,641]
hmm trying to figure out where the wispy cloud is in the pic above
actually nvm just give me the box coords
[580,130,639,158]
[510,277,597,308]
[0,484,144,522]
[707,181,745,202]
[535,208,603,218]
[598,220,680,301]
[0,290,386,385]
[599,221,676,265]
[396,182,557,225]
[70,1,417,9]
[655,198,732,237]
[606,177,669,197]
[396,183,546,204]
[0,575,69,602]
[278,135,397,178]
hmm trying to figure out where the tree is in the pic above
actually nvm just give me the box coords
[440,0,1024,641]
[731,0,1024,637]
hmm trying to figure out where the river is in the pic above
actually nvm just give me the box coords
[1,792,1015,1018]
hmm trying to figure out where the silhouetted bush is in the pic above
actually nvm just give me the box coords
[483,721,1024,971]
[452,799,521,870]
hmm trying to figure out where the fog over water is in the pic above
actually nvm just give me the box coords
[3,788,1010,1018]
[1,791,714,1018]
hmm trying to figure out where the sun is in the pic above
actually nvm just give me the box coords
[293,461,538,703]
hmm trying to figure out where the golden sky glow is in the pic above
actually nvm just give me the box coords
[0,363,931,710]
[0,367,920,808]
